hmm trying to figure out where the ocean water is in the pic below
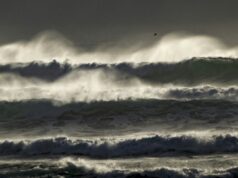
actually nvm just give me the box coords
[0,57,238,177]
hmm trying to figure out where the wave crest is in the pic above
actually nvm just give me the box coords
[1,135,238,157]
[1,57,238,85]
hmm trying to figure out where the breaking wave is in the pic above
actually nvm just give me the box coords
[1,57,238,85]
[1,135,238,157]
[1,58,238,102]
[2,31,238,64]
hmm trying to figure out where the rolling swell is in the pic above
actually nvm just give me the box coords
[0,99,238,137]
[1,99,238,122]
[1,134,238,157]
[1,57,238,85]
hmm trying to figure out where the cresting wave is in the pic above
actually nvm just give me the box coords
[1,57,238,85]
[0,58,238,102]
[1,135,238,157]
[2,31,238,64]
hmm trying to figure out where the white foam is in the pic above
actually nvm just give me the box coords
[0,31,238,64]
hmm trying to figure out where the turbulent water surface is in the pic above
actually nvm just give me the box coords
[1,57,238,177]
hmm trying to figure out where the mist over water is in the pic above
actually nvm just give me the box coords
[0,31,238,64]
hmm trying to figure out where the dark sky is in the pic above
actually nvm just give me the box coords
[1,0,238,49]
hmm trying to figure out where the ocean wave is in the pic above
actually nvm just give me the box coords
[1,73,238,102]
[0,58,238,102]
[57,166,238,178]
[1,57,238,85]
[3,31,238,66]
[1,99,237,121]
[0,99,238,137]
[0,166,202,178]
[0,159,238,178]
[1,135,238,157]
[166,86,238,100]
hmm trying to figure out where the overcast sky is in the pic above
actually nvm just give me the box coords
[1,0,238,49]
